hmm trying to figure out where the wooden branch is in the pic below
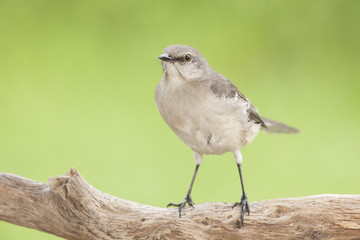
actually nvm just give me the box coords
[1,169,359,240]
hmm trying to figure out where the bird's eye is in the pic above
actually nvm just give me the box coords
[184,54,192,62]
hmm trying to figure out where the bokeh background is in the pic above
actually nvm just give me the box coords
[1,0,359,239]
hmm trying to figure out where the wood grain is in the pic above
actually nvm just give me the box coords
[1,168,359,239]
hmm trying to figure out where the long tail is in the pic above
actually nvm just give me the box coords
[260,117,300,134]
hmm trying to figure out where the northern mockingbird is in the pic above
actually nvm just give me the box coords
[155,45,299,226]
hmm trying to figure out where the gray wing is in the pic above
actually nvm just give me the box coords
[210,77,266,127]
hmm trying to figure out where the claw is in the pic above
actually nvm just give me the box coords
[233,194,250,227]
[167,195,195,217]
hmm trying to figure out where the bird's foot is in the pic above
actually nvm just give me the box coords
[167,194,195,217]
[232,194,250,226]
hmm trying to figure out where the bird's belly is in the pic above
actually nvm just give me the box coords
[162,104,260,155]
[156,83,260,155]
[175,117,259,155]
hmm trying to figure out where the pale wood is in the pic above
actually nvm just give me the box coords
[0,169,360,240]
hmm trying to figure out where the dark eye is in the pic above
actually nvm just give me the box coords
[184,54,192,62]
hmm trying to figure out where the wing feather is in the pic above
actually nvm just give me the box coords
[210,77,266,127]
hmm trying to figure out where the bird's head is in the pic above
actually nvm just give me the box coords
[158,45,209,81]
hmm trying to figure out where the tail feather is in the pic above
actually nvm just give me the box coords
[260,117,300,134]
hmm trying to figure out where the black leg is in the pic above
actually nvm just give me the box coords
[167,164,200,217]
[232,163,250,226]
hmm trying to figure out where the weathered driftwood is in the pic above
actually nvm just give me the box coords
[0,169,359,240]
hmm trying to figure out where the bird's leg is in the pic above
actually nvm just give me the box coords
[167,164,200,217]
[232,163,250,226]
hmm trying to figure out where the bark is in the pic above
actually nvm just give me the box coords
[1,168,359,240]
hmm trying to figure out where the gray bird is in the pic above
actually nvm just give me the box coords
[155,45,299,225]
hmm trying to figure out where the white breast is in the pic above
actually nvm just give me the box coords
[155,75,260,155]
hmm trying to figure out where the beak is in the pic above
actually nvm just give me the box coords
[158,53,173,61]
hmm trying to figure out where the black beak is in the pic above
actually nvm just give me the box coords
[158,53,173,61]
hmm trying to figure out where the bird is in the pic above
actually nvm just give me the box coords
[155,45,299,226]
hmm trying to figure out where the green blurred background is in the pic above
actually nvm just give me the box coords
[1,0,359,239]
